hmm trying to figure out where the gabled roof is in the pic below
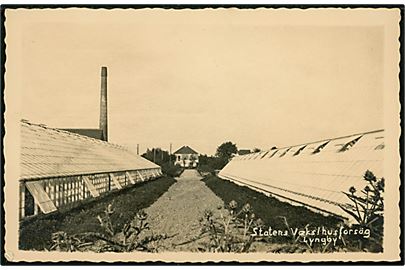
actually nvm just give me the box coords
[62,128,104,141]
[20,120,159,180]
[174,146,198,155]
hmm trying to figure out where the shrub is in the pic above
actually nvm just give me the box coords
[161,162,183,177]
[197,155,227,174]
[197,164,215,175]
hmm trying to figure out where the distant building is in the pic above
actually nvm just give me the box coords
[62,128,105,141]
[174,146,199,168]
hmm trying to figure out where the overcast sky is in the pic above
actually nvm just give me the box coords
[7,8,387,155]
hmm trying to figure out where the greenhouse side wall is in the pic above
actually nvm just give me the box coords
[19,167,162,220]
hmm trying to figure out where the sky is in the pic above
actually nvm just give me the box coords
[7,8,386,155]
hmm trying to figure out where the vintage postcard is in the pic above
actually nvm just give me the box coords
[2,6,403,264]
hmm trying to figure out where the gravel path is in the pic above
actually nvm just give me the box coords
[143,169,226,251]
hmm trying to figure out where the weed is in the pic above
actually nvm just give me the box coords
[193,200,263,252]
[49,204,168,252]
[339,170,384,251]
[49,231,92,252]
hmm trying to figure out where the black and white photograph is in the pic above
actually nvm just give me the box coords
[2,5,403,264]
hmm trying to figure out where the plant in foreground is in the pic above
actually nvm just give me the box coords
[192,200,263,252]
[339,170,384,251]
[340,170,384,230]
[49,231,92,252]
[50,204,168,252]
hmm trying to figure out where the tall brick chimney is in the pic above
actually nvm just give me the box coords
[99,66,108,141]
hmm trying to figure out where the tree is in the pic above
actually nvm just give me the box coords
[198,154,209,166]
[216,142,238,163]
[197,154,227,173]
[141,148,181,177]
[141,148,174,166]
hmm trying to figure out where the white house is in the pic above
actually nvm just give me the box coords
[174,146,199,168]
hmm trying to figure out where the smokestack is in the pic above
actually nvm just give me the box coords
[99,66,108,141]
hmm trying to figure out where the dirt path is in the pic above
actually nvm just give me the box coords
[143,169,226,251]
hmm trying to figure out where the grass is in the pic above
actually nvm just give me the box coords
[202,176,342,240]
[202,175,384,253]
[19,176,176,251]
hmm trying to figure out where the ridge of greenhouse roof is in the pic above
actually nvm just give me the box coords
[266,129,384,152]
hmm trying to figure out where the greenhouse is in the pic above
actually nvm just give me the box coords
[19,120,161,220]
[218,130,384,219]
